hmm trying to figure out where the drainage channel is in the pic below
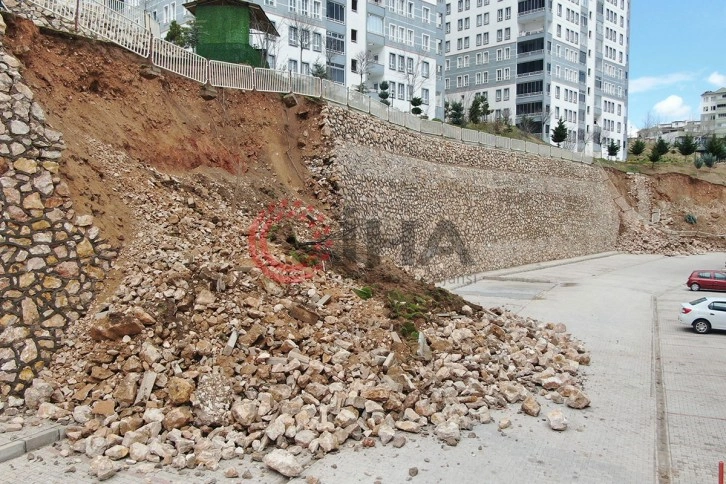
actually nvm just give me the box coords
[652,296,672,483]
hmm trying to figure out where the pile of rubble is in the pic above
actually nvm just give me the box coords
[616,210,720,256]
[1,139,592,479]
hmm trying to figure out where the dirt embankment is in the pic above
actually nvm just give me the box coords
[606,168,726,237]
[3,14,326,247]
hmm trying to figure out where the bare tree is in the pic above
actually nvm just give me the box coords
[352,50,374,92]
[249,16,282,68]
[285,13,321,73]
[640,110,662,139]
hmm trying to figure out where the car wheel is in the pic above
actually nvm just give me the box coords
[690,283,701,291]
[693,319,711,334]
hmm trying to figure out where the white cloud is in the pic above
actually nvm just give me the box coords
[630,73,695,94]
[707,72,726,87]
[652,95,691,120]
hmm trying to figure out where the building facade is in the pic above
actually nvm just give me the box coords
[700,87,726,137]
[444,0,630,158]
[146,0,446,119]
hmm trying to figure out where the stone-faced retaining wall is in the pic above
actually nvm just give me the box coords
[324,106,620,281]
[0,15,111,397]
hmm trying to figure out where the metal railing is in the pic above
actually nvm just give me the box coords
[14,0,596,165]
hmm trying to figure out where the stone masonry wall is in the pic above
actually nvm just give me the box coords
[0,15,112,397]
[324,106,620,281]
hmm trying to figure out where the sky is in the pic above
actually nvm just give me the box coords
[627,0,726,135]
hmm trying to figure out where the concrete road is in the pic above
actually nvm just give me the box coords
[2,253,725,483]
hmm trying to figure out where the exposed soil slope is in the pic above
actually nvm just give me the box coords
[3,15,325,247]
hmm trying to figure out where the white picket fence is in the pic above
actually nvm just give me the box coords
[17,0,594,164]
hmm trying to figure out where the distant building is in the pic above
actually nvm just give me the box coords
[444,0,631,160]
[700,87,726,137]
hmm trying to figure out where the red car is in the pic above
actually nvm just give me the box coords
[687,270,726,291]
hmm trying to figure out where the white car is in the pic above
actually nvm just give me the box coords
[679,297,726,334]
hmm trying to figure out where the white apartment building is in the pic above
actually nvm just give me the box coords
[147,0,446,119]
[444,0,630,159]
[701,87,726,137]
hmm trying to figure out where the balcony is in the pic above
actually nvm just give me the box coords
[368,61,385,77]
[367,30,385,47]
[518,7,545,19]
[516,70,544,78]
[517,91,544,99]
[516,49,544,58]
[519,28,544,38]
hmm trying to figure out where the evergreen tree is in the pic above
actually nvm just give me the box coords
[551,118,568,147]
[706,135,726,161]
[378,81,390,106]
[607,139,621,159]
[648,146,662,168]
[448,100,465,125]
[675,134,697,157]
[654,137,670,157]
[630,139,646,156]
[311,62,327,79]
[410,96,423,116]
[165,21,186,47]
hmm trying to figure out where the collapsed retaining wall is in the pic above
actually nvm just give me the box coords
[0,16,112,397]
[324,106,620,281]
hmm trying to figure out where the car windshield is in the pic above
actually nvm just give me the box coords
[689,297,708,305]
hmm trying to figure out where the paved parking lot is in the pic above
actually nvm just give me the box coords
[1,252,725,483]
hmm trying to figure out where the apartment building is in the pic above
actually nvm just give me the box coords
[701,87,726,137]
[145,0,446,119]
[444,0,630,158]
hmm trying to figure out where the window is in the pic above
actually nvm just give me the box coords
[407,57,414,73]
[476,34,482,46]
[162,5,168,23]
[475,53,481,64]
[503,88,509,100]
[390,81,396,99]
[445,78,450,90]
[557,24,561,37]
[407,84,413,101]
[457,19,463,31]
[389,53,396,69]
[496,69,503,81]
[289,0,297,12]
[457,38,462,50]
[464,37,470,48]
[351,29,357,43]
[505,7,510,19]
[475,72,481,84]
[408,1,414,17]
[398,55,405,71]
[504,67,510,79]
[483,52,489,63]
[398,83,405,99]
[463,55,469,67]
[456,56,462,68]
[445,59,450,71]
[326,1,345,22]
[288,59,298,72]
[423,6,430,22]
[496,48,502,61]
[464,74,469,86]
[456,76,462,87]
[504,28,510,40]
[351,59,358,72]
[555,86,560,98]
[497,8,503,21]
[289,26,299,46]
[445,41,450,53]
[301,62,310,75]
[326,32,345,53]
[476,14,482,26]
[496,89,502,101]
[446,22,451,33]
[422,88,429,105]
[422,34,430,51]
[422,61,430,78]
[313,32,322,51]
[483,12,489,24]
[464,17,470,29]
[482,71,488,82]
[407,29,414,46]
[483,32,489,44]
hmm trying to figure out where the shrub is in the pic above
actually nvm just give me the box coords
[685,214,697,225]
[353,286,374,300]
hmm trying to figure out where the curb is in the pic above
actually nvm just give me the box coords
[0,424,66,463]
[437,251,623,290]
